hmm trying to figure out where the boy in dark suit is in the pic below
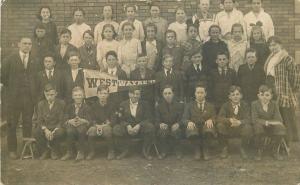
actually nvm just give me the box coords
[33,84,65,160]
[63,51,84,103]
[182,83,216,160]
[237,48,265,104]
[55,28,77,69]
[2,37,38,159]
[130,54,155,109]
[251,85,286,161]
[86,85,118,160]
[155,85,184,159]
[141,23,163,71]
[155,54,184,104]
[209,51,236,112]
[184,49,209,102]
[61,87,92,161]
[36,53,64,101]
[113,87,155,160]
[217,86,253,159]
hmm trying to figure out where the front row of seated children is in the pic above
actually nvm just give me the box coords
[34,81,287,161]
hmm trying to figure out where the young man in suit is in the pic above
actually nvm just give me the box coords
[2,36,38,159]
[217,86,253,159]
[63,51,84,103]
[141,23,163,71]
[155,54,184,105]
[61,87,92,161]
[86,85,118,160]
[209,51,236,112]
[237,48,265,104]
[113,86,155,160]
[182,83,216,160]
[36,53,64,101]
[155,85,184,159]
[55,28,78,69]
[130,54,155,110]
[251,85,286,161]
[33,84,65,160]
[184,49,209,102]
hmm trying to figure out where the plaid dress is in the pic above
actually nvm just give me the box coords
[264,50,300,108]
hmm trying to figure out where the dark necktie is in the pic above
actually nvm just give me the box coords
[49,70,53,80]
[196,64,201,73]
[167,70,171,77]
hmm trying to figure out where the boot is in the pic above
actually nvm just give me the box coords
[239,147,248,160]
[194,147,201,160]
[202,147,211,161]
[86,150,95,160]
[142,144,153,160]
[61,150,74,161]
[107,149,115,160]
[75,151,85,161]
[40,150,50,160]
[116,149,129,160]
[175,145,182,160]
[254,149,262,161]
[86,138,96,160]
[272,137,284,161]
[51,149,59,160]
[220,146,228,159]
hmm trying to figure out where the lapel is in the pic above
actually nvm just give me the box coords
[135,101,142,119]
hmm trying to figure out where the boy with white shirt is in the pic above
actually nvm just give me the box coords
[215,0,246,40]
[68,8,91,48]
[244,0,274,40]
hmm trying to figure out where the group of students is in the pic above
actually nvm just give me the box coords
[2,0,300,162]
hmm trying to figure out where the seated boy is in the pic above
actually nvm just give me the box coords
[217,86,253,159]
[86,85,118,160]
[182,83,216,160]
[155,54,184,104]
[36,53,64,101]
[113,86,155,160]
[33,84,65,160]
[61,87,92,161]
[155,85,184,159]
[251,85,286,161]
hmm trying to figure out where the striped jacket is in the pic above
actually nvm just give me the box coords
[264,50,300,108]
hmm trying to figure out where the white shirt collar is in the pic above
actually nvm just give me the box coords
[146,39,157,46]
[108,67,117,75]
[164,68,172,76]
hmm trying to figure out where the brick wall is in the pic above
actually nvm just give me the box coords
[1,0,299,59]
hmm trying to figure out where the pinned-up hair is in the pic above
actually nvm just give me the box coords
[37,6,53,20]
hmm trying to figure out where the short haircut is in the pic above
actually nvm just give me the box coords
[187,24,199,34]
[216,50,230,59]
[44,83,56,92]
[128,86,141,93]
[72,86,84,95]
[267,36,282,46]
[73,7,85,16]
[194,82,207,92]
[37,6,52,20]
[97,84,109,93]
[228,85,242,95]
[189,48,203,59]
[231,23,244,33]
[43,52,56,62]
[162,54,174,62]
[175,6,185,14]
[105,50,118,60]
[19,36,32,42]
[250,0,262,3]
[101,23,117,39]
[162,84,174,94]
[149,3,160,10]
[83,30,94,39]
[221,0,236,4]
[121,21,135,31]
[258,85,272,94]
[208,25,221,35]
[165,29,177,39]
[67,51,80,61]
[35,23,46,30]
[124,4,138,12]
[60,28,71,36]
[245,48,257,57]
[137,52,148,58]
[145,23,158,34]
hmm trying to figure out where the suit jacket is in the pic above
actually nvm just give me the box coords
[155,69,184,102]
[1,51,38,105]
[36,98,65,129]
[78,44,99,70]
[161,45,184,71]
[64,102,93,125]
[155,99,184,126]
[141,40,163,72]
[251,100,283,126]
[119,100,152,126]
[182,101,216,127]
[63,68,84,103]
[90,99,118,126]
[36,68,64,101]
[184,64,209,101]
[31,37,55,70]
[209,68,236,109]
[130,68,155,103]
[237,63,265,103]
[217,101,251,125]
[55,43,78,69]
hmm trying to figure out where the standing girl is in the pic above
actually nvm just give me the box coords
[35,6,58,45]
[119,4,145,41]
[118,22,142,77]
[168,7,187,45]
[97,24,120,71]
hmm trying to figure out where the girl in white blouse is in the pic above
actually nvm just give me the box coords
[168,7,187,45]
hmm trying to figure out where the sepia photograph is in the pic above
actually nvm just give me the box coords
[0,0,300,184]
